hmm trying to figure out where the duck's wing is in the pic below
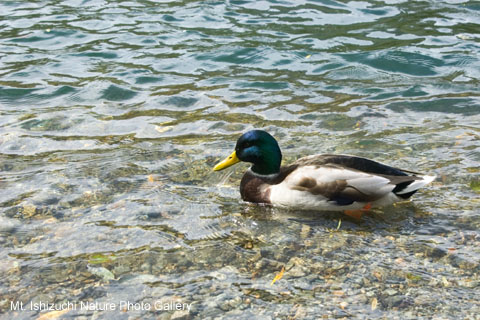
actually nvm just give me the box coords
[272,155,435,206]
[295,154,414,176]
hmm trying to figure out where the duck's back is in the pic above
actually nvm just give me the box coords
[265,154,434,211]
[294,154,412,177]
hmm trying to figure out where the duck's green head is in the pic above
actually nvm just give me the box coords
[213,130,282,175]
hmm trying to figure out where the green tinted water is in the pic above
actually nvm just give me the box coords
[0,0,479,319]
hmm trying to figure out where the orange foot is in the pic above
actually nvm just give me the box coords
[344,203,372,219]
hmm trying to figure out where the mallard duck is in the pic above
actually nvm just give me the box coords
[213,130,435,214]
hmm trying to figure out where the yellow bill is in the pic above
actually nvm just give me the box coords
[213,151,240,171]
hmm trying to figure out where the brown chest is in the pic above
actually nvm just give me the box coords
[240,174,271,204]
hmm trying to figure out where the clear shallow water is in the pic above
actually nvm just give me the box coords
[0,0,479,319]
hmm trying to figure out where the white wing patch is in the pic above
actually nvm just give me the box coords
[283,166,394,196]
[346,176,395,196]
[286,166,365,183]
[268,166,398,210]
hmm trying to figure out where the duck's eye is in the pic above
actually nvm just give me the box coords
[243,142,251,148]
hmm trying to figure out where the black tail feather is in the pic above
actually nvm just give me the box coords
[392,181,417,199]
